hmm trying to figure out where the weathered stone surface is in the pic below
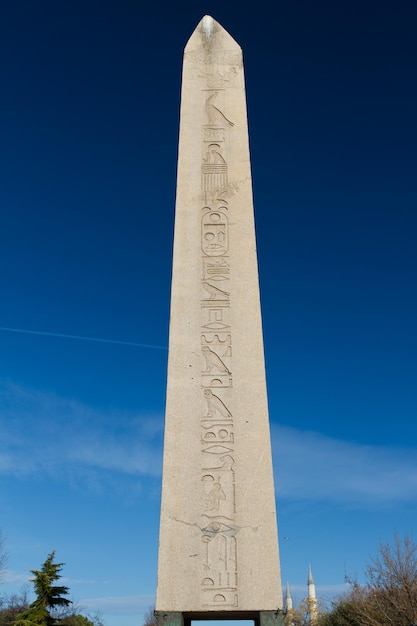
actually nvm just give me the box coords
[156,16,282,613]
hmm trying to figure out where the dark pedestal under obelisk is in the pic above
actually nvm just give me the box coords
[156,16,283,626]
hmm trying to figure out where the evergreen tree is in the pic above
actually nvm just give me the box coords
[15,552,71,626]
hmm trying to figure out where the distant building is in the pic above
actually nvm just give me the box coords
[284,565,319,624]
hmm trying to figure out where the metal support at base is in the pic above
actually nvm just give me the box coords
[156,611,286,626]
[259,611,286,626]
[156,612,184,626]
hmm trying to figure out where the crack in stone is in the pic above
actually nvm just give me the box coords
[170,515,260,536]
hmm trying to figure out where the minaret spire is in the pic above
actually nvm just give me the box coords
[308,564,315,588]
[285,581,293,611]
[285,582,295,626]
[307,565,318,623]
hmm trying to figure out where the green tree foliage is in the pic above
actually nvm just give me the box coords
[0,550,103,626]
[0,591,30,626]
[365,533,417,625]
[284,606,305,626]
[316,594,362,626]
[317,534,417,626]
[15,551,71,626]
[60,613,94,626]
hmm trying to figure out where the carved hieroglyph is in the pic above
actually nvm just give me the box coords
[156,16,283,613]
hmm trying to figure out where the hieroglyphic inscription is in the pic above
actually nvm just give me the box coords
[201,209,229,255]
[156,18,283,613]
[188,49,241,89]
[202,145,228,195]
[199,74,238,609]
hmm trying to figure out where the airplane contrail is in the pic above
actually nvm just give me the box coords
[0,326,168,350]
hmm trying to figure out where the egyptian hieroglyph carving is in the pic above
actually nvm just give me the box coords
[199,73,238,609]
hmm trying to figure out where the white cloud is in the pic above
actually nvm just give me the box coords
[285,583,349,610]
[0,381,163,485]
[288,583,348,596]
[2,381,417,508]
[272,424,417,506]
[80,594,155,615]
[317,583,350,596]
[3,570,31,585]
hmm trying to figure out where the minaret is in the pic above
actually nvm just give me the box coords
[307,565,318,623]
[284,582,294,626]
[285,582,293,612]
[156,14,283,626]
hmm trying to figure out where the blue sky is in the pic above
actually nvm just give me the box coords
[1,1,416,625]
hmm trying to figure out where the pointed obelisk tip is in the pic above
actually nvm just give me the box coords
[201,14,215,40]
[184,14,240,51]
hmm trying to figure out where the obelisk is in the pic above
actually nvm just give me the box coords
[156,16,283,626]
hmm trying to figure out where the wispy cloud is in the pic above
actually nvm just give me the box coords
[0,381,163,485]
[288,583,348,595]
[272,424,417,506]
[285,583,349,609]
[2,381,417,507]
[80,594,155,615]
[3,570,31,585]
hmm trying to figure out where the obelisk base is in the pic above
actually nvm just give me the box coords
[259,611,286,626]
[157,613,184,626]
[157,611,286,626]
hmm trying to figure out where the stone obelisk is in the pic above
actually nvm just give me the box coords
[156,16,283,625]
